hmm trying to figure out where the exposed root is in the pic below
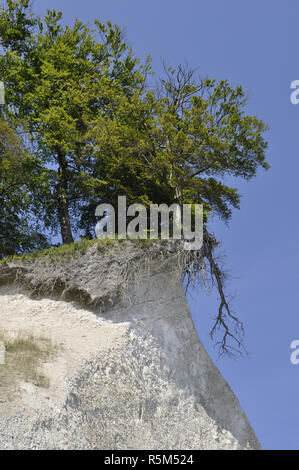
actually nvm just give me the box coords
[184,230,247,357]
[0,237,246,356]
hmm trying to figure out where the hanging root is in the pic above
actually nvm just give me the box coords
[184,230,247,358]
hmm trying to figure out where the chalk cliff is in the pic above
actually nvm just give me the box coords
[0,241,260,450]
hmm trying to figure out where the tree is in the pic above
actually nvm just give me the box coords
[154,65,269,354]
[80,80,171,234]
[149,64,269,218]
[0,0,147,243]
[87,64,269,221]
[0,118,48,257]
[87,64,269,355]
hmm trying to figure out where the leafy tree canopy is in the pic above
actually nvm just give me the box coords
[88,64,269,224]
[0,0,149,243]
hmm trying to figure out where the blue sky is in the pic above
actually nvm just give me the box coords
[36,0,299,449]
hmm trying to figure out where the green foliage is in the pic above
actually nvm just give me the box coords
[0,237,100,264]
[0,118,48,257]
[0,236,162,265]
[0,0,147,244]
[89,65,269,224]
[0,2,269,254]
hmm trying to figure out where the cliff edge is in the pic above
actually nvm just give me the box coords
[0,240,260,450]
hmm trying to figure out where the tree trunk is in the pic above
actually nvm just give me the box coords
[57,149,74,244]
[174,183,183,227]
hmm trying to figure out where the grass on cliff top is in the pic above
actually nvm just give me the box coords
[0,237,160,265]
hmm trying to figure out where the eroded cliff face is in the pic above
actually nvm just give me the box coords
[0,242,260,449]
